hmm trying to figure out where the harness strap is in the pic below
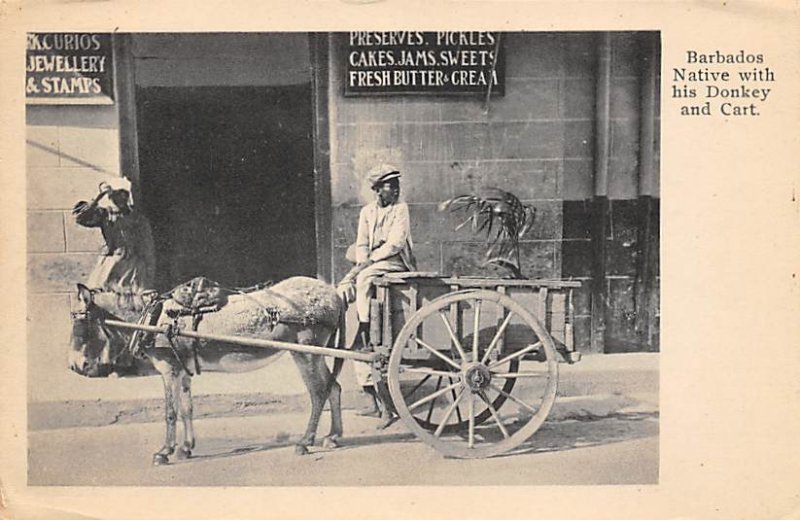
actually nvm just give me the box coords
[130,299,163,358]
[190,313,203,375]
[164,321,193,377]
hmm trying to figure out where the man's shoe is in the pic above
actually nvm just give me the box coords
[376,412,399,430]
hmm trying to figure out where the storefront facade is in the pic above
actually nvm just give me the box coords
[26,32,659,401]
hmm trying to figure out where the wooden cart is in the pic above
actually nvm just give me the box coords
[370,273,582,459]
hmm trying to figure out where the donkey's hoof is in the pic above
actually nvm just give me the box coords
[321,436,340,449]
[176,447,192,460]
[152,453,169,466]
[321,437,339,449]
[294,444,310,456]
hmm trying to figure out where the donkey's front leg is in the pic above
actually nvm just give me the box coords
[175,371,195,460]
[153,371,179,465]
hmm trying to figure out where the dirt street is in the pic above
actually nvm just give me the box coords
[28,409,658,486]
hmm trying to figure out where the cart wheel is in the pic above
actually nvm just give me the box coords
[387,289,558,459]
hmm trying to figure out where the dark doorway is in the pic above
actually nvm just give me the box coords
[562,199,660,354]
[136,85,317,290]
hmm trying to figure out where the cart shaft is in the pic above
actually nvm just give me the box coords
[103,319,377,363]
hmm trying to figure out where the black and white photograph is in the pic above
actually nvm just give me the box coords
[23,31,662,486]
[3,0,800,518]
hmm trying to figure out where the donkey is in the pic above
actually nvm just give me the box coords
[68,276,346,464]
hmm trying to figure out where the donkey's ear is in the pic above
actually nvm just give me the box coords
[77,283,94,304]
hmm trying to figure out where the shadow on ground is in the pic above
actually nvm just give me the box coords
[168,412,657,465]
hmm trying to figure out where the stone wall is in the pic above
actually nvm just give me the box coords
[27,104,123,401]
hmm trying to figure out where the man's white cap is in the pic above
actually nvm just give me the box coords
[367,164,401,189]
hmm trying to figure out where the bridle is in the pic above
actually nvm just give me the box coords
[71,303,133,367]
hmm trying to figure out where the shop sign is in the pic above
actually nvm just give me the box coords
[345,31,505,96]
[26,33,114,104]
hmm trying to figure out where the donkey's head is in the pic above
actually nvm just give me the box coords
[69,284,134,377]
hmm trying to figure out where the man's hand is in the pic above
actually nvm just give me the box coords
[356,258,375,270]
[337,259,375,290]
[337,281,356,304]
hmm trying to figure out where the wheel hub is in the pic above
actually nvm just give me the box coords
[463,363,492,392]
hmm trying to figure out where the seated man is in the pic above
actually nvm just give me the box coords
[340,163,417,343]
[338,164,416,424]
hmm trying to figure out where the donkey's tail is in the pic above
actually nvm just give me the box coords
[327,302,347,388]
[327,305,347,393]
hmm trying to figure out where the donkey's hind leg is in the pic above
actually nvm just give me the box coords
[292,352,329,455]
[322,362,343,449]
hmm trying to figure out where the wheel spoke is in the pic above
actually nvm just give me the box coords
[402,367,460,377]
[425,377,443,423]
[481,311,514,364]
[488,341,542,369]
[472,300,481,363]
[488,382,536,414]
[408,381,462,411]
[402,374,430,401]
[434,387,467,438]
[467,391,475,448]
[415,336,462,371]
[448,377,463,423]
[438,311,468,362]
[479,391,510,439]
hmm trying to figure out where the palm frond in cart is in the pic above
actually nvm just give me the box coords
[439,188,536,278]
